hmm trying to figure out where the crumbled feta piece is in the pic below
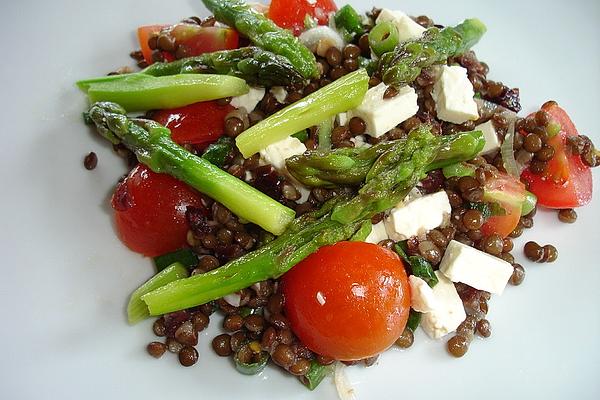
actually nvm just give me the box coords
[337,112,349,126]
[348,82,418,138]
[230,86,265,112]
[376,9,426,42]
[296,185,311,204]
[420,271,466,339]
[350,135,371,148]
[299,26,345,57]
[439,240,514,295]
[409,275,438,313]
[475,120,500,155]
[364,221,388,244]
[431,65,479,124]
[270,86,288,103]
[259,136,307,171]
[384,191,451,240]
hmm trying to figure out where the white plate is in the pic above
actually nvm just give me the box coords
[1,1,599,399]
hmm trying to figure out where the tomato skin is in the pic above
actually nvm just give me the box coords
[152,101,234,147]
[268,0,338,35]
[481,172,526,238]
[520,103,592,208]
[137,24,239,65]
[111,164,206,257]
[281,241,410,361]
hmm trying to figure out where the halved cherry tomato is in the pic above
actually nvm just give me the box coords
[481,172,526,238]
[151,101,234,148]
[520,103,592,208]
[281,241,410,361]
[137,24,239,65]
[268,0,338,35]
[111,164,206,257]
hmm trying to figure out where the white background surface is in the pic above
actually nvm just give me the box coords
[0,1,598,399]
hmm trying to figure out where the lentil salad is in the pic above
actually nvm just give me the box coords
[76,0,599,396]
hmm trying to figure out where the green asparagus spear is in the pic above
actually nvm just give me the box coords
[377,18,487,86]
[84,74,249,112]
[236,69,369,158]
[87,102,295,235]
[140,128,440,315]
[76,47,304,90]
[202,0,319,79]
[286,130,485,188]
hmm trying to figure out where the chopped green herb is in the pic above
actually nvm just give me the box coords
[153,248,198,272]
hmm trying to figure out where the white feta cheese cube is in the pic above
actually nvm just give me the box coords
[431,65,479,124]
[364,221,388,244]
[270,86,288,103]
[439,240,514,295]
[299,26,345,57]
[375,9,426,42]
[348,82,418,138]
[475,120,500,155]
[230,86,265,112]
[409,275,438,313]
[259,136,307,171]
[384,191,451,240]
[420,271,466,339]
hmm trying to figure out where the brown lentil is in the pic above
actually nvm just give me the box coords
[343,44,361,59]
[348,117,367,135]
[178,346,199,367]
[230,331,247,353]
[482,234,504,255]
[358,33,370,56]
[542,245,558,262]
[316,354,335,366]
[84,152,98,170]
[224,117,244,137]
[529,159,548,175]
[524,241,544,262]
[510,264,525,285]
[558,208,577,223]
[343,57,359,72]
[166,337,184,354]
[325,47,342,66]
[502,237,514,253]
[509,223,524,238]
[147,341,167,358]
[223,314,244,332]
[174,321,198,346]
[329,66,347,80]
[198,255,220,271]
[447,335,469,357]
[272,344,296,368]
[418,240,442,265]
[153,318,166,337]
[191,312,209,332]
[244,314,265,333]
[476,319,492,338]
[462,209,484,230]
[395,328,414,348]
[535,144,555,161]
[523,133,542,153]
[289,359,311,376]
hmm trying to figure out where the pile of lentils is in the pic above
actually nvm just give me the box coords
[83,7,600,378]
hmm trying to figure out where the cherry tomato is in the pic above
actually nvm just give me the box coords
[111,164,206,257]
[281,241,410,361]
[268,0,338,35]
[152,101,234,148]
[481,172,526,238]
[137,24,238,65]
[520,103,592,208]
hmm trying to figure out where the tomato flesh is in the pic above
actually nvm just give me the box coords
[481,172,526,238]
[152,101,234,148]
[137,24,239,65]
[520,103,592,208]
[269,0,338,35]
[111,164,206,257]
[281,241,410,361]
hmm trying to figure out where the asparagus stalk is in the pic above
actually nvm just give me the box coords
[377,18,487,87]
[127,263,189,324]
[286,130,485,188]
[202,0,319,79]
[87,102,295,235]
[84,74,249,112]
[235,69,369,158]
[76,47,304,90]
[140,128,440,315]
